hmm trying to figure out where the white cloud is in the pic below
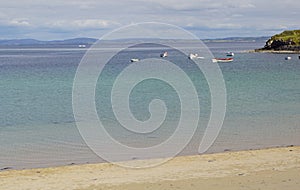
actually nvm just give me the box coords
[9,18,31,26]
[50,19,120,29]
[71,19,120,28]
[66,1,98,9]
[139,0,256,11]
[0,18,31,27]
[0,0,299,39]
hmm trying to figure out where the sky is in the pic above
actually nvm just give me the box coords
[0,0,299,40]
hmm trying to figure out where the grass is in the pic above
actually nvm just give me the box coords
[271,30,300,45]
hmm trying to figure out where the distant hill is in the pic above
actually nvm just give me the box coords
[0,36,270,46]
[256,30,300,52]
[0,38,97,46]
[203,36,269,43]
[0,39,43,45]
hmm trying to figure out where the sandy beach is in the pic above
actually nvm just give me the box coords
[0,146,299,190]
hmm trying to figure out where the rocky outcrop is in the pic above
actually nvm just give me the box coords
[263,39,296,50]
[256,30,300,52]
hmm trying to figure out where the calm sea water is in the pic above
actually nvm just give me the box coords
[0,42,299,170]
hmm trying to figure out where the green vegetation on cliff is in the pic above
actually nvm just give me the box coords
[256,30,300,52]
[271,30,300,45]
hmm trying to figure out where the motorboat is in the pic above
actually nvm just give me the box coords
[130,58,139,62]
[189,53,198,59]
[226,52,234,56]
[160,51,168,58]
[189,53,204,60]
[212,58,233,63]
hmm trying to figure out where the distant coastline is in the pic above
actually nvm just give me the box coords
[0,36,269,46]
[251,49,300,54]
[0,38,97,46]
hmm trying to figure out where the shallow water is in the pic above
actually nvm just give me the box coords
[0,42,299,169]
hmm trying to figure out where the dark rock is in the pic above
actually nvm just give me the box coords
[0,167,13,171]
[263,39,296,50]
[255,30,300,52]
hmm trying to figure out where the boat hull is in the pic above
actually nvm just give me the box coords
[212,58,233,63]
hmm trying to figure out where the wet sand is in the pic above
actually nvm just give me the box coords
[0,146,299,190]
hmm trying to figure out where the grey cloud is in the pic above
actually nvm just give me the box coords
[0,0,299,39]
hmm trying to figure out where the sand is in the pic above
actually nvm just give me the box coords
[0,146,299,190]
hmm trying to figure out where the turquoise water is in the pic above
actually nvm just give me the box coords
[0,42,299,169]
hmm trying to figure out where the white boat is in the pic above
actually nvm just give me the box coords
[78,44,86,48]
[160,51,168,58]
[212,58,233,63]
[226,52,234,56]
[285,57,291,60]
[130,58,139,62]
[188,53,204,60]
[189,53,198,59]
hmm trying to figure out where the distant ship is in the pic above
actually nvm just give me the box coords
[160,51,168,58]
[78,44,86,48]
[212,58,233,63]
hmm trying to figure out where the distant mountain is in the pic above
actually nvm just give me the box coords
[0,39,43,45]
[203,36,270,43]
[47,38,98,45]
[0,38,98,46]
[0,36,270,46]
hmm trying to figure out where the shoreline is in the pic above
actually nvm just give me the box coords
[251,49,300,54]
[0,145,297,172]
[1,146,300,190]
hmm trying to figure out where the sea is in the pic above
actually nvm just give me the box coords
[0,41,299,170]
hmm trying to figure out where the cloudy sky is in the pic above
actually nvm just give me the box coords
[0,0,299,40]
